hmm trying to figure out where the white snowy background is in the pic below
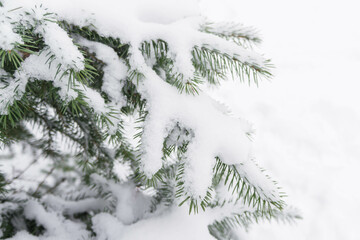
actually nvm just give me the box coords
[202,0,360,239]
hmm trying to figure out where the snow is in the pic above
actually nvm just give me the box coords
[19,50,79,100]
[1,0,357,239]
[92,213,124,240]
[137,66,273,198]
[0,76,27,115]
[22,200,90,239]
[113,160,133,182]
[0,12,22,50]
[42,195,108,215]
[0,202,18,238]
[78,38,128,106]
[92,206,213,240]
[2,0,268,83]
[8,231,39,240]
[90,174,153,225]
[82,87,107,114]
[0,4,87,114]
[36,21,85,71]
[0,0,277,199]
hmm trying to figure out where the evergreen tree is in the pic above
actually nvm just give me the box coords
[0,1,300,239]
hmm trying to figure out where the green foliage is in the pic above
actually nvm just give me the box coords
[200,22,262,47]
[0,5,299,239]
[208,208,302,239]
[192,46,272,86]
[212,158,284,212]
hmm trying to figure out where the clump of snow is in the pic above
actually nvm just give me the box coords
[136,66,270,198]
[0,47,116,117]
[0,76,28,114]
[0,202,19,238]
[113,160,133,182]
[42,195,108,215]
[22,200,90,239]
[113,206,213,240]
[8,231,39,240]
[12,49,78,103]
[82,87,107,114]
[92,213,124,240]
[36,21,85,71]
[91,206,215,240]
[91,174,153,225]
[0,12,23,50]
[78,38,128,106]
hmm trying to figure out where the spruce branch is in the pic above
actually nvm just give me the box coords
[192,46,272,85]
[208,207,301,240]
[200,22,262,48]
[212,158,285,213]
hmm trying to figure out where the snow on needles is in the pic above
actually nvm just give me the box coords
[138,65,255,197]
[0,11,22,50]
[0,0,280,199]
[36,21,85,71]
[12,200,90,240]
[79,38,128,106]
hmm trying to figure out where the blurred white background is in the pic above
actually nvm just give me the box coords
[201,0,360,239]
